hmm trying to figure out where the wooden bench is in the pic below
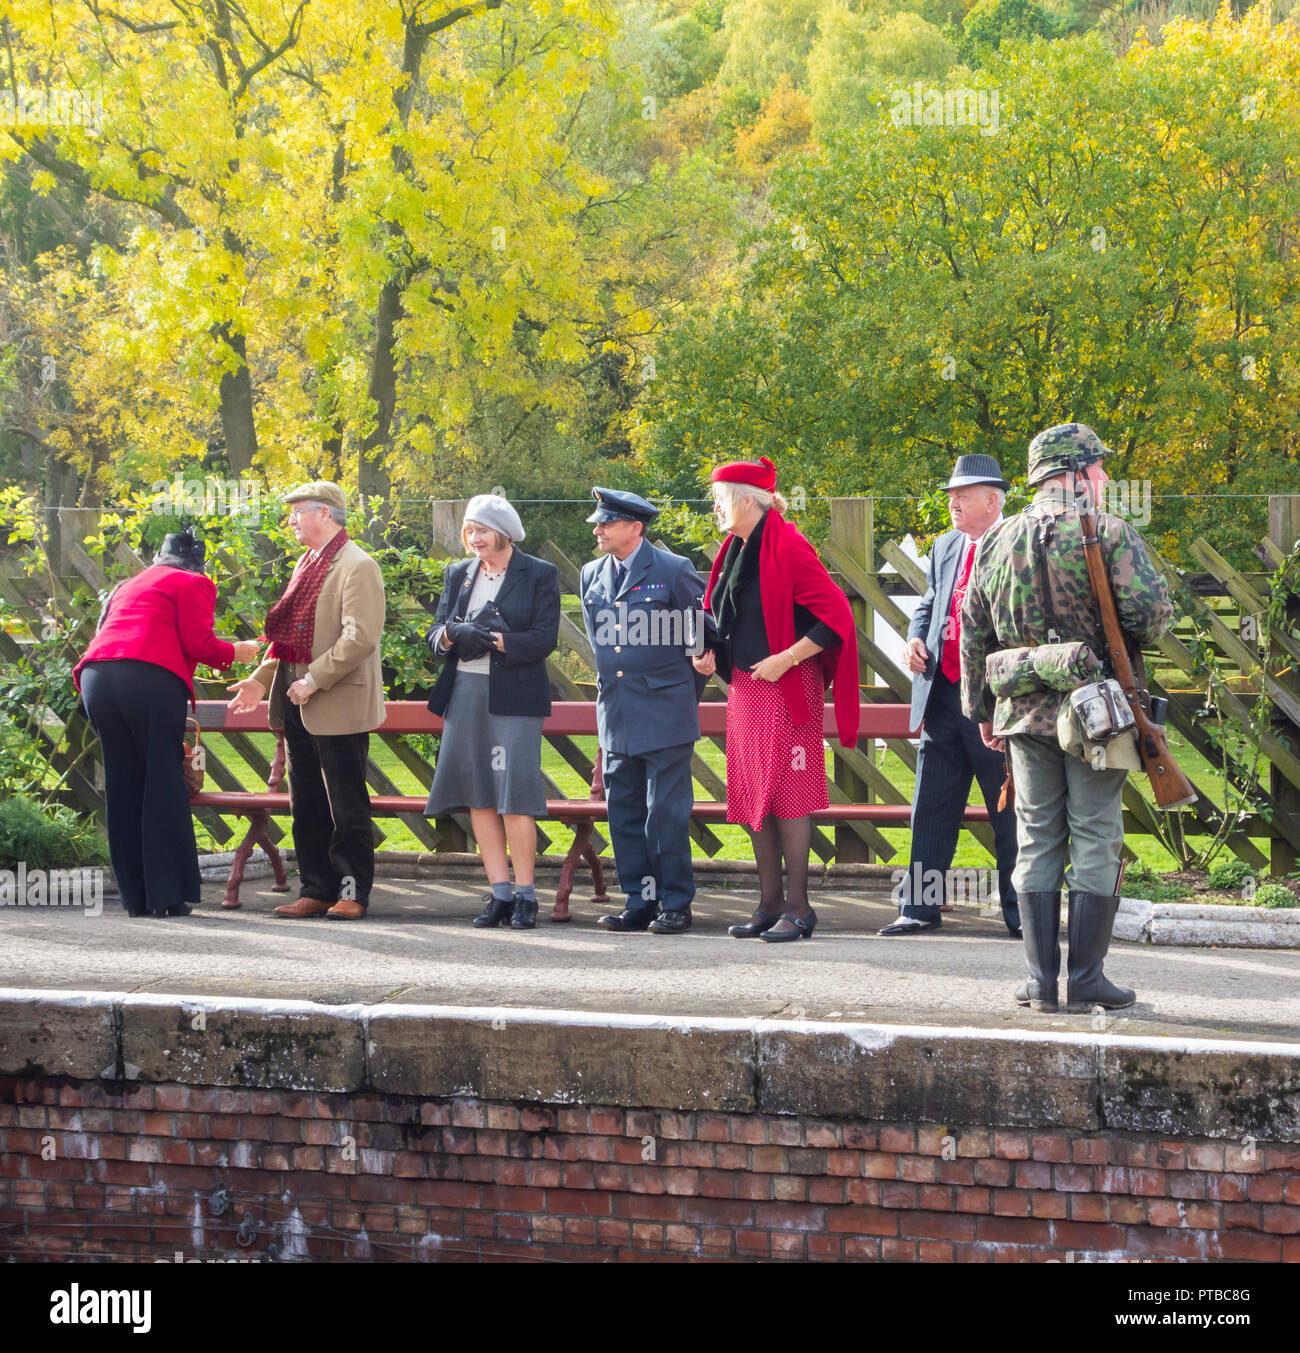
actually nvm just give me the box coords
[190,700,990,919]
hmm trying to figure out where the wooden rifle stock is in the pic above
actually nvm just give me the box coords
[1079,508,1197,810]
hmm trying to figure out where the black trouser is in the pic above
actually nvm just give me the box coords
[898,670,1018,924]
[81,660,202,916]
[282,700,374,908]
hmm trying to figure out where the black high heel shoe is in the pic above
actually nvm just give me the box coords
[728,909,783,939]
[760,907,817,943]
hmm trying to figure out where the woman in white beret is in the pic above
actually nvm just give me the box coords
[424,495,561,928]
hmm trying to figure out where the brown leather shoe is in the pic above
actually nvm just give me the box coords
[326,899,366,920]
[273,896,333,918]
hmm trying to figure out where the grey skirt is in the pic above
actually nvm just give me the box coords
[424,673,547,818]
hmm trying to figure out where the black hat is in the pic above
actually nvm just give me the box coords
[945,454,1010,491]
[155,528,207,573]
[586,486,660,525]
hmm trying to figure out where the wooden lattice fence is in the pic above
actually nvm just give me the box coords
[3,496,1299,872]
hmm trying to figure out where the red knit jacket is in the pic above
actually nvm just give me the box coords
[705,511,860,746]
[73,565,236,701]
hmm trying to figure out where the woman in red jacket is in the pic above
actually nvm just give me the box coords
[693,459,859,942]
[74,530,260,917]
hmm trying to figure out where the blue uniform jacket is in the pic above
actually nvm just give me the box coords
[580,545,707,757]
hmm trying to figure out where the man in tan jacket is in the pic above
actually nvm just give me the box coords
[228,482,386,920]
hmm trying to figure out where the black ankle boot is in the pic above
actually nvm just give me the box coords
[1066,891,1135,1012]
[1014,891,1062,1012]
[510,894,538,929]
[473,893,514,928]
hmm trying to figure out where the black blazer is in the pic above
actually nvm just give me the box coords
[425,549,561,718]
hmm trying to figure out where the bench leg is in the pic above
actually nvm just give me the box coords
[265,834,290,892]
[585,845,611,908]
[223,810,288,908]
[224,831,253,909]
[552,819,591,922]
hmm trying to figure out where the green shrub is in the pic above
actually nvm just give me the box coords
[1125,860,1158,887]
[1255,883,1298,910]
[1208,858,1252,889]
[0,797,110,871]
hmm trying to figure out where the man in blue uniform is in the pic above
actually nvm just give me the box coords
[581,488,706,934]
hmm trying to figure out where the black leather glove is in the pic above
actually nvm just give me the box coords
[445,621,494,659]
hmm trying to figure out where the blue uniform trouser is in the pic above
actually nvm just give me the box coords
[898,671,1019,925]
[603,742,695,912]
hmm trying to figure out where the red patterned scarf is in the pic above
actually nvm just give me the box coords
[264,530,349,663]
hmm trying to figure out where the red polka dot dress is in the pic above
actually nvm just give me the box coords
[726,661,829,830]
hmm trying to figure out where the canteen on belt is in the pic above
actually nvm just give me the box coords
[1069,679,1135,742]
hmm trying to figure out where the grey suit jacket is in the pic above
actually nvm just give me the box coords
[907,528,976,734]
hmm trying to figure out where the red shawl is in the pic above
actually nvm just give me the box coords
[265,530,349,663]
[705,511,860,746]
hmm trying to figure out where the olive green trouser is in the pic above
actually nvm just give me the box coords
[1008,733,1128,897]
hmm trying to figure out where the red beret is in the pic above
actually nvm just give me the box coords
[710,456,776,492]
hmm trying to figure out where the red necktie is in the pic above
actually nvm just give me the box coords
[941,540,976,684]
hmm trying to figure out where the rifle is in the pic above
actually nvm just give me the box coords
[1079,506,1197,810]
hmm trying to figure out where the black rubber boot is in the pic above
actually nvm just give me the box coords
[473,893,514,928]
[1014,891,1061,1012]
[1066,891,1135,1012]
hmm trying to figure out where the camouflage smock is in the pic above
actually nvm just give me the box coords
[959,487,1174,737]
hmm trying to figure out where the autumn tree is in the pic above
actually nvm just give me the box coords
[636,8,1300,565]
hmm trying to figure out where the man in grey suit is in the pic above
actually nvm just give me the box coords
[879,455,1021,937]
[580,488,706,934]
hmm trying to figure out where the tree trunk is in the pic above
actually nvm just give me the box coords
[214,322,259,476]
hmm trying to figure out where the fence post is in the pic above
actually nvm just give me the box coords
[431,500,469,557]
[829,498,873,863]
[1269,496,1300,877]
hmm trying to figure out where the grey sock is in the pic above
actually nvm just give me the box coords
[515,884,536,902]
[491,882,513,902]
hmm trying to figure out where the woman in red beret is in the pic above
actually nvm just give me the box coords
[694,458,859,941]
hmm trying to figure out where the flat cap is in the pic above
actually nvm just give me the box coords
[283,481,347,512]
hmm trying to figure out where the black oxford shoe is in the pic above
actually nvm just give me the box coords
[596,907,656,932]
[649,908,692,934]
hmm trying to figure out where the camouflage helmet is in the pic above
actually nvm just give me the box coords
[1025,423,1114,487]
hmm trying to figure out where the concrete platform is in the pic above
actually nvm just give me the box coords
[2,875,1297,1044]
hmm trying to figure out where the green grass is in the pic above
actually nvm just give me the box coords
[193,719,1272,874]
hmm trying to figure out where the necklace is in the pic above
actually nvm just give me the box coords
[479,554,510,580]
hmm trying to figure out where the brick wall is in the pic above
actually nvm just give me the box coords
[3,1077,1297,1262]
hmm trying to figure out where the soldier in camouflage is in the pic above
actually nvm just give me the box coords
[960,423,1174,1014]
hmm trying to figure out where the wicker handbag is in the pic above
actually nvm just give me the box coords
[182,718,205,794]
